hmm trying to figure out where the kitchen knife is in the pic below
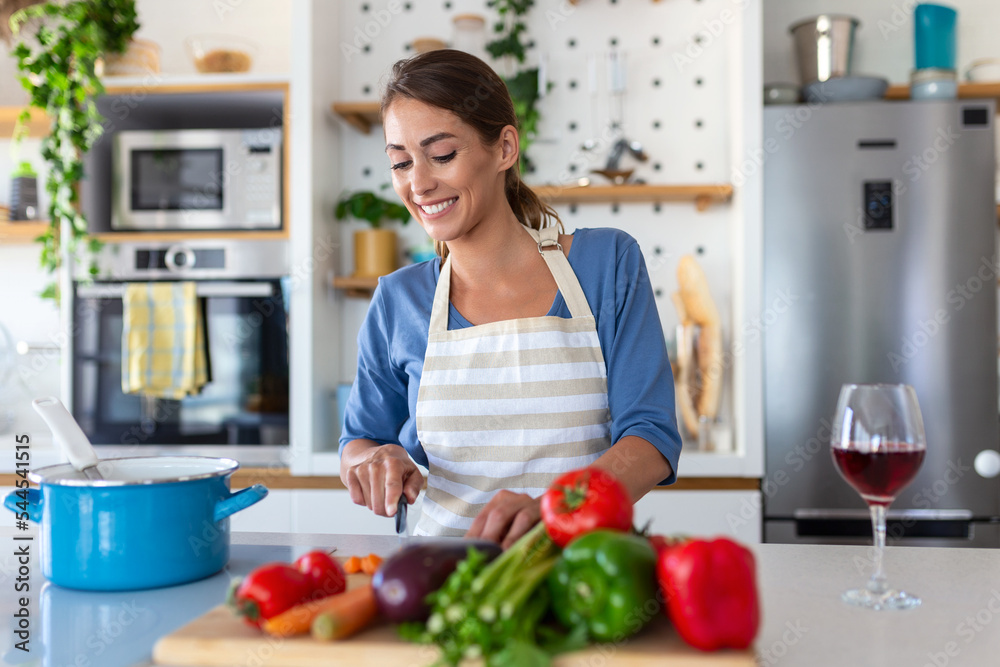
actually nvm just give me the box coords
[395,495,408,541]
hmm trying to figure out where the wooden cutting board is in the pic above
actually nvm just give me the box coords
[153,574,755,667]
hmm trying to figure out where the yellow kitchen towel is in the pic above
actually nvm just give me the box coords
[121,282,209,399]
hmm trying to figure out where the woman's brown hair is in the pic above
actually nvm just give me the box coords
[380,49,561,256]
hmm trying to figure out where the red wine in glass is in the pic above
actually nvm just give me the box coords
[830,383,927,611]
[832,444,926,506]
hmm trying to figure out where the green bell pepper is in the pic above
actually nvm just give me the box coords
[547,530,659,642]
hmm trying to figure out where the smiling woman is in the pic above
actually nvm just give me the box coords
[339,50,682,547]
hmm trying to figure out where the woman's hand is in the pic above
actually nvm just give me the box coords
[342,440,423,517]
[465,490,541,549]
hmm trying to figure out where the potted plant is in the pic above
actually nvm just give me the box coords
[334,190,411,278]
[9,0,139,301]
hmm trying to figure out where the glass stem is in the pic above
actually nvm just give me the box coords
[867,503,888,595]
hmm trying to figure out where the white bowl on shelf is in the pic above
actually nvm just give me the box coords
[964,58,1000,82]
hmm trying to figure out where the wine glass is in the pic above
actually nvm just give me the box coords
[830,383,927,610]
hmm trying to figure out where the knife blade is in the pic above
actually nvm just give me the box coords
[395,495,408,538]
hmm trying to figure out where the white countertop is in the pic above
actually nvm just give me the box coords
[1,528,997,666]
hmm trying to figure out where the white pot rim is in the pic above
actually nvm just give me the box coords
[27,455,240,487]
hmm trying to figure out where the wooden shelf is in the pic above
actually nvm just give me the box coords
[2,79,293,139]
[330,101,380,134]
[102,74,290,96]
[0,221,48,244]
[93,229,289,243]
[332,275,380,297]
[885,81,1000,101]
[0,107,50,140]
[533,184,733,210]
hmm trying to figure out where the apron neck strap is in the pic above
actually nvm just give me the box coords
[429,255,453,334]
[523,226,594,319]
[429,226,595,333]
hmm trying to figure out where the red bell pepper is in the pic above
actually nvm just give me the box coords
[653,536,760,651]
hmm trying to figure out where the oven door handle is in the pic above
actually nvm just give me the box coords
[76,282,275,299]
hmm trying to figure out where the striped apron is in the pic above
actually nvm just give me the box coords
[413,225,613,536]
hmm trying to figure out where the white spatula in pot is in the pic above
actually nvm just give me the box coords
[32,396,106,481]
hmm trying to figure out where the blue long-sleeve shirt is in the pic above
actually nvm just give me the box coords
[339,227,682,484]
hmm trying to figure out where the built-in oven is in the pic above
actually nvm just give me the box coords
[71,240,290,452]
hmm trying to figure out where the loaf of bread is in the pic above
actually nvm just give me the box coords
[672,255,723,439]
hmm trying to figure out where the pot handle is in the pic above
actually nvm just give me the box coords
[3,488,43,523]
[214,484,268,523]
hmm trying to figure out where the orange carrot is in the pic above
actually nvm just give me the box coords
[343,555,362,574]
[359,553,383,575]
[260,594,330,636]
[311,584,379,641]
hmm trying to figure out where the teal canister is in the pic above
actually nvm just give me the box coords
[10,161,39,221]
[914,3,958,71]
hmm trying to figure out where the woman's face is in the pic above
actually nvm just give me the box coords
[383,97,516,245]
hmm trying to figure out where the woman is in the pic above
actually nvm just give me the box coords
[339,49,681,547]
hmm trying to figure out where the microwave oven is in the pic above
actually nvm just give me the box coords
[111,128,282,231]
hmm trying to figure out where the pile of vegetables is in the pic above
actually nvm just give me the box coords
[394,467,761,665]
[228,549,378,639]
[226,467,761,664]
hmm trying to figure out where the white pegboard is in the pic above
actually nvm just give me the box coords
[337,0,735,184]
[334,0,751,452]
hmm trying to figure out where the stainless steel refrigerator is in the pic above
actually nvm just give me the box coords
[762,99,1000,547]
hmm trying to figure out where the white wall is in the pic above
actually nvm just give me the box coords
[763,0,1000,85]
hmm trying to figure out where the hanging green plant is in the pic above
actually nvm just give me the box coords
[486,0,545,174]
[10,0,139,301]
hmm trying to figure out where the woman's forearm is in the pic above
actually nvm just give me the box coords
[591,435,673,503]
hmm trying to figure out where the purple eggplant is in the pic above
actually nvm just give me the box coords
[372,540,502,622]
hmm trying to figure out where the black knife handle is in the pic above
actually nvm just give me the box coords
[395,495,408,534]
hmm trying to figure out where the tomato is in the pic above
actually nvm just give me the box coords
[228,563,315,627]
[294,550,347,597]
[540,467,633,548]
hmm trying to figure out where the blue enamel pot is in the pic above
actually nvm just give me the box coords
[3,456,267,591]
